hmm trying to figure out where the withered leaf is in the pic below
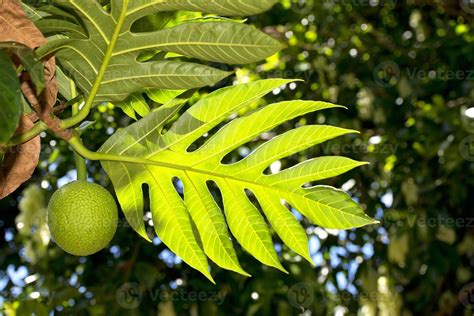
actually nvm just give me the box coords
[0,0,57,114]
[0,116,41,199]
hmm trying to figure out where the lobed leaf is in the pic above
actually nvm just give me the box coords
[35,0,282,103]
[99,79,377,280]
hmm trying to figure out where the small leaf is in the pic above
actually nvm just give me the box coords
[116,94,150,120]
[0,42,45,94]
[0,50,21,145]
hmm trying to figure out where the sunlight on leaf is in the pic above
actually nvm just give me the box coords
[99,79,376,281]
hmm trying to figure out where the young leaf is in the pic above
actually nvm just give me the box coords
[99,79,377,280]
[35,0,283,103]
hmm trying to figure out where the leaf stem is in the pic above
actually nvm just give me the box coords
[70,81,87,181]
[59,0,130,130]
[68,136,161,167]
[8,121,48,146]
[7,96,85,147]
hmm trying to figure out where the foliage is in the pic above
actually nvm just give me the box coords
[0,0,376,282]
[0,0,376,313]
[0,0,473,315]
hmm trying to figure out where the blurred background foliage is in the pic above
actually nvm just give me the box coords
[1,0,474,315]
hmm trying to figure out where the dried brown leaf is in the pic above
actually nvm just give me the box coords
[0,0,57,114]
[0,0,46,47]
[0,116,41,199]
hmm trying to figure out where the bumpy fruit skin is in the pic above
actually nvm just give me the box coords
[47,181,118,256]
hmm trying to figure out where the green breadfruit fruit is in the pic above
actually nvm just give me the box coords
[47,181,118,256]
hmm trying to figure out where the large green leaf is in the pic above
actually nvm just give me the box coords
[35,0,283,103]
[0,50,21,145]
[118,0,279,18]
[99,79,377,281]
